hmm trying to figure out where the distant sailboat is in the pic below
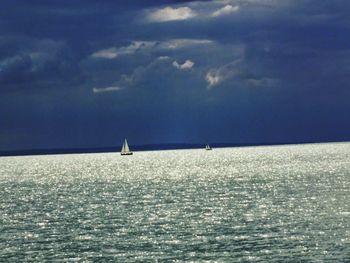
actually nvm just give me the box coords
[205,144,212,150]
[121,138,133,155]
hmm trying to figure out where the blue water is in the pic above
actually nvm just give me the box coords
[0,143,349,261]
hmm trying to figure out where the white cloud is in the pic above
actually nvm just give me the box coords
[92,86,122,93]
[147,6,196,22]
[206,60,243,88]
[206,71,222,87]
[206,60,279,89]
[91,47,118,59]
[157,56,170,60]
[141,0,289,24]
[173,59,194,70]
[91,41,156,59]
[91,39,213,59]
[160,39,214,49]
[211,4,239,17]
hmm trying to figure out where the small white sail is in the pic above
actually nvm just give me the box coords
[124,139,130,152]
[205,144,212,150]
[121,138,133,155]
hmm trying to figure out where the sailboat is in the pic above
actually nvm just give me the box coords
[205,144,212,150]
[121,138,133,155]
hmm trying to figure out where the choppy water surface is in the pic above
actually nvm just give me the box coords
[0,143,350,262]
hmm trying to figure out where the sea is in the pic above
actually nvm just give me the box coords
[0,142,349,262]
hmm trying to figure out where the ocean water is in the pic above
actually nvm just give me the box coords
[0,143,349,262]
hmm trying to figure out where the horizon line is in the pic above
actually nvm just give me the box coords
[0,140,349,157]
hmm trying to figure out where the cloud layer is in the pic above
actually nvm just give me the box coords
[147,6,196,22]
[1,0,350,150]
[92,86,122,93]
[173,59,194,70]
[91,41,156,59]
[212,5,239,17]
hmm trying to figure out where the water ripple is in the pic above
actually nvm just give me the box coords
[0,143,350,261]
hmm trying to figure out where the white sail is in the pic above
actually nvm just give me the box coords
[124,139,130,152]
[121,138,132,155]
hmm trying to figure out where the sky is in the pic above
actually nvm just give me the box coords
[1,0,350,150]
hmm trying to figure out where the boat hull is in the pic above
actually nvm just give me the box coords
[121,152,133,155]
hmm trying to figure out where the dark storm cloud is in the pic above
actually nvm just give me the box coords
[1,0,350,150]
[0,38,80,92]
